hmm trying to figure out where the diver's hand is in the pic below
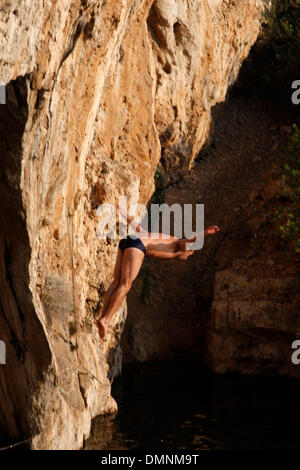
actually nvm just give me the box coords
[178,250,194,260]
[204,225,220,236]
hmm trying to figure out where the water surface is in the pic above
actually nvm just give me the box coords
[85,358,300,450]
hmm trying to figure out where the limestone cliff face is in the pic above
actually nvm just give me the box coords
[0,0,268,450]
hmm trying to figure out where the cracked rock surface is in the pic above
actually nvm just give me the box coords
[0,0,268,449]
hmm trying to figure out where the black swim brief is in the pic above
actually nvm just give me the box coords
[119,235,146,254]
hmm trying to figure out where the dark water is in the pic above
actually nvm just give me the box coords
[85,358,300,450]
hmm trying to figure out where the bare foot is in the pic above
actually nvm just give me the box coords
[97,318,109,341]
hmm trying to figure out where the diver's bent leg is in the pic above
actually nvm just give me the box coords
[99,248,123,316]
[98,248,144,340]
[98,281,131,337]
[101,279,119,316]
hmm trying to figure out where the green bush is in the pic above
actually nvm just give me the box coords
[277,124,300,253]
[144,167,165,232]
[148,167,165,206]
[138,265,157,304]
[236,0,300,107]
[138,168,165,303]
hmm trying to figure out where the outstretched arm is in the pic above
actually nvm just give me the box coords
[145,248,194,260]
[178,225,220,250]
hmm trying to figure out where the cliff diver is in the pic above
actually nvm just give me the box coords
[96,203,220,340]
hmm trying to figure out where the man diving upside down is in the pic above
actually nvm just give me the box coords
[96,204,220,340]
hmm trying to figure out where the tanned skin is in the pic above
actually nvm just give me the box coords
[97,204,220,340]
